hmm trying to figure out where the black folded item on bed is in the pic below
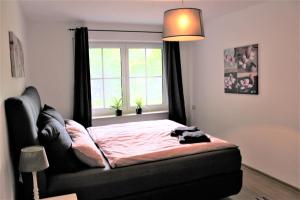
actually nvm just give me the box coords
[171,126,199,137]
[179,131,211,144]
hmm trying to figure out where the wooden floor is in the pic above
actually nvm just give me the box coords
[223,165,300,200]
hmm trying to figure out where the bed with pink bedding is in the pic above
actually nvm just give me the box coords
[6,86,242,200]
[69,119,242,200]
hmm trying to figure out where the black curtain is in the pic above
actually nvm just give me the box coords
[73,27,92,128]
[163,42,187,125]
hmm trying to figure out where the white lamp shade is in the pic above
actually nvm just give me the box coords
[163,8,205,41]
[19,146,49,172]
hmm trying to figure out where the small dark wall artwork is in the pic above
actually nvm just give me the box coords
[9,31,25,77]
[224,44,258,95]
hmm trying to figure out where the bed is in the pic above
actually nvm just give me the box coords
[5,86,242,200]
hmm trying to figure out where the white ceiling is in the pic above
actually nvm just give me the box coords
[20,0,264,25]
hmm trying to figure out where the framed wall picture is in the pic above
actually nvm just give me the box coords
[9,31,25,77]
[224,44,258,95]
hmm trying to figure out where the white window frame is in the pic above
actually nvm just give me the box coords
[89,42,168,117]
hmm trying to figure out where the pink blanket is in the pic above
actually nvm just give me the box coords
[88,120,236,168]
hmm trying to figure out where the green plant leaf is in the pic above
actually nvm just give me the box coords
[111,97,123,110]
[135,97,143,108]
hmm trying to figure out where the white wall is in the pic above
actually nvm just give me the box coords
[86,22,162,43]
[298,2,300,182]
[180,42,195,125]
[191,2,300,188]
[26,21,76,119]
[0,1,28,199]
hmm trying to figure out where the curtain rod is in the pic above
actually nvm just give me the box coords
[68,28,162,34]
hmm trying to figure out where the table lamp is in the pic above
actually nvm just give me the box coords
[19,146,49,200]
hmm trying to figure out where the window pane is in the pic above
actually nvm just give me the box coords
[104,79,122,108]
[147,77,162,105]
[130,78,146,106]
[89,48,102,78]
[103,48,121,78]
[129,49,146,77]
[146,49,162,77]
[91,79,104,108]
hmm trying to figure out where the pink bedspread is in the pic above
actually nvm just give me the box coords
[88,120,236,168]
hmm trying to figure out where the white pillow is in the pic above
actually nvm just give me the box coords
[65,120,105,168]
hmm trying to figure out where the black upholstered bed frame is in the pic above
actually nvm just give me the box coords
[5,87,243,200]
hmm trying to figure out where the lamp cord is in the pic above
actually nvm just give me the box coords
[181,0,184,7]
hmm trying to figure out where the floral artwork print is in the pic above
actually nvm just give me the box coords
[224,44,258,94]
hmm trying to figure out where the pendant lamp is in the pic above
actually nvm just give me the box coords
[162,1,205,41]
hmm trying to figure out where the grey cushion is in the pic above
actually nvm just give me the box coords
[38,104,65,126]
[38,114,86,173]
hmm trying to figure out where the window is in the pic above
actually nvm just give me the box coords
[89,48,122,109]
[89,43,167,116]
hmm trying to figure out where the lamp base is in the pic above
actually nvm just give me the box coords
[32,171,39,200]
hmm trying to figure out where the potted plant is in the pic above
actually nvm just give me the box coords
[111,98,122,116]
[135,97,143,114]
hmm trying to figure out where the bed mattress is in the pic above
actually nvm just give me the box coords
[88,120,237,168]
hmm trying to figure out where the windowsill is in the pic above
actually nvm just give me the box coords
[92,110,168,120]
